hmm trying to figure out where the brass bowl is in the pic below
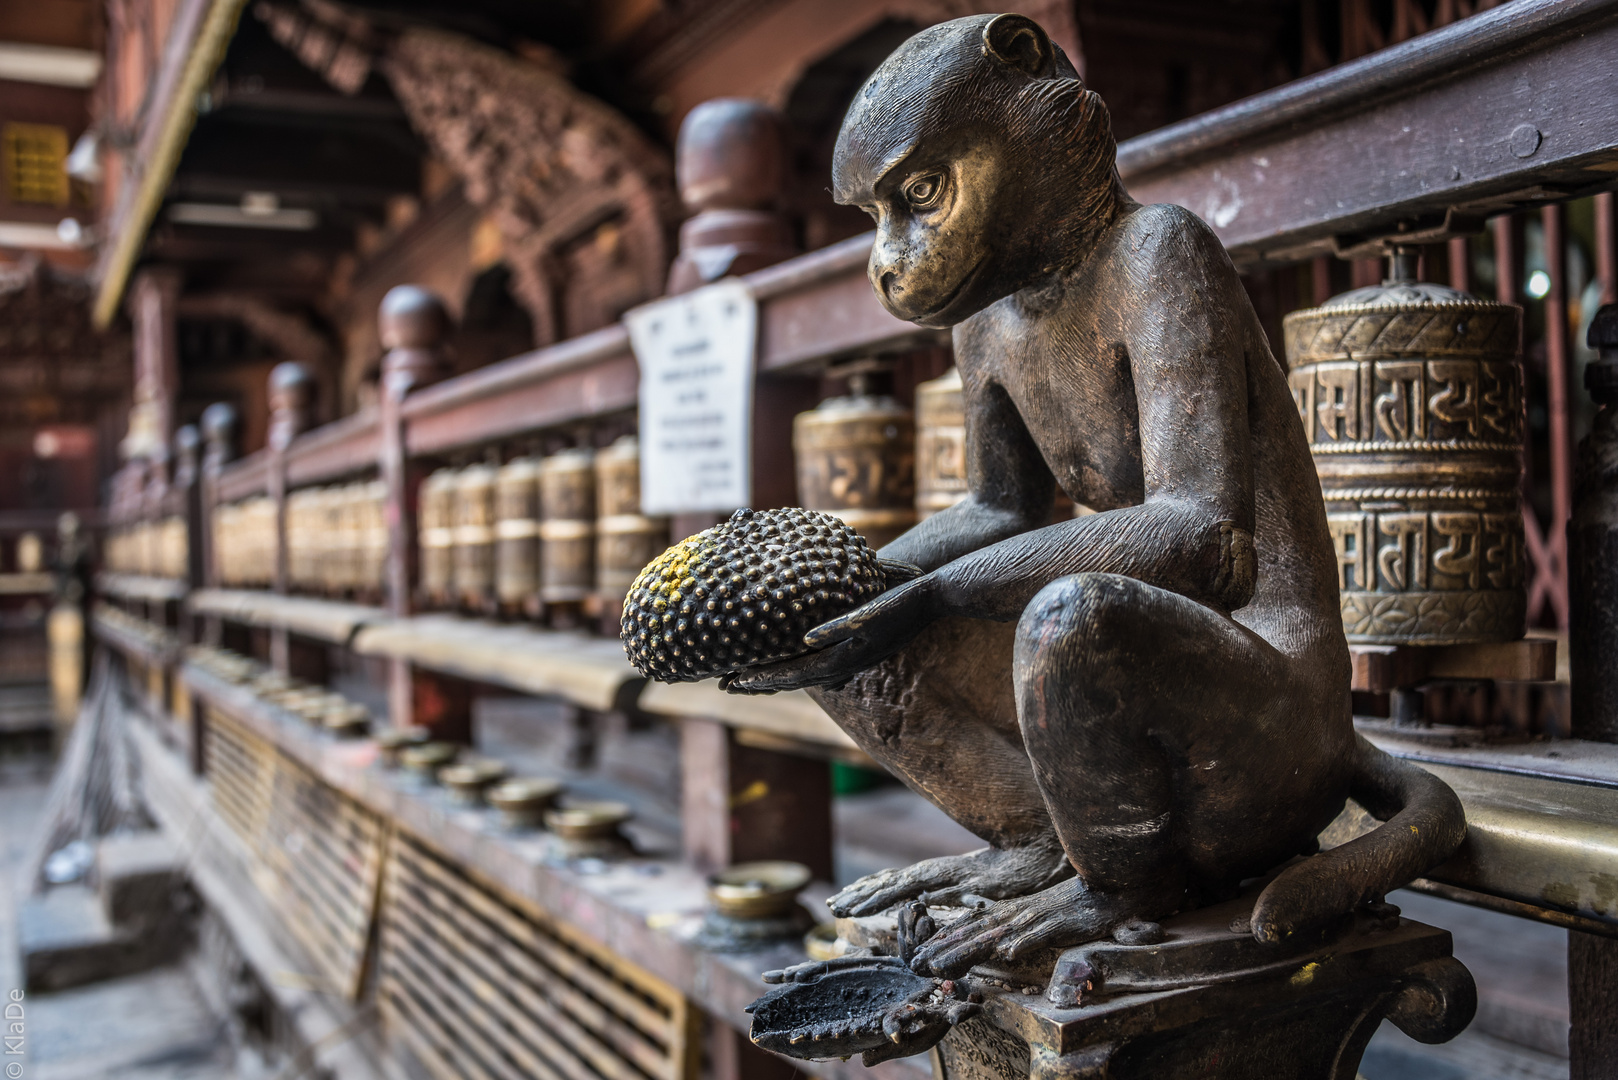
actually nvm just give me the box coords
[398,741,459,779]
[803,922,847,962]
[487,778,564,829]
[375,726,430,767]
[707,861,812,920]
[322,703,371,738]
[439,759,509,805]
[545,800,632,840]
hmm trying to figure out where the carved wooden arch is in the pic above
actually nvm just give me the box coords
[381,29,680,346]
[255,3,680,348]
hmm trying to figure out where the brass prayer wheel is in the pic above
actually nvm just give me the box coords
[453,462,497,608]
[495,456,541,609]
[360,479,388,594]
[794,367,916,549]
[594,435,667,615]
[1283,270,1524,644]
[539,448,596,605]
[915,366,968,520]
[419,468,456,605]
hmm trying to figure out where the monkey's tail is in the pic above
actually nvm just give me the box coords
[1250,734,1466,945]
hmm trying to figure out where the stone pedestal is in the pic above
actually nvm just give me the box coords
[828,896,1474,1080]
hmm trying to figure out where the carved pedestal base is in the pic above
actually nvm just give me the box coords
[930,901,1473,1080]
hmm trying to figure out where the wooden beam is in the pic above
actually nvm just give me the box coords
[1119,0,1618,266]
[92,0,251,327]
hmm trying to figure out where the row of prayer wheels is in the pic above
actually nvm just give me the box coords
[285,481,389,595]
[104,517,188,580]
[418,435,668,618]
[793,365,968,551]
[213,497,278,587]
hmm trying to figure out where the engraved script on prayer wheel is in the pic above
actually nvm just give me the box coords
[1283,275,1525,644]
[914,366,967,520]
[793,368,916,549]
[594,435,667,614]
[540,448,596,605]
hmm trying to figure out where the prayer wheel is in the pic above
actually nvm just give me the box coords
[594,435,667,615]
[1283,266,1524,644]
[794,368,916,549]
[419,468,457,605]
[495,456,541,612]
[453,463,497,608]
[915,366,968,520]
[360,480,388,595]
[539,449,596,607]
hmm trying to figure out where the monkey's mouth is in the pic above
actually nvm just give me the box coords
[911,257,987,324]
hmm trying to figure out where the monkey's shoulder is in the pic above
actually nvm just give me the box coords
[1101,202,1236,275]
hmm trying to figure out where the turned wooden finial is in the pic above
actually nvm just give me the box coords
[200,402,238,471]
[172,424,201,490]
[379,285,450,394]
[667,99,797,295]
[268,361,317,451]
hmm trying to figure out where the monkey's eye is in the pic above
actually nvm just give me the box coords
[903,173,945,210]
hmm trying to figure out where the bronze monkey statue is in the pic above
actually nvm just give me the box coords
[728,13,1465,983]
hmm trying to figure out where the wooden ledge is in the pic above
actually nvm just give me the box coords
[637,681,858,752]
[96,572,188,603]
[351,615,642,713]
[91,603,180,665]
[188,588,388,644]
[173,664,922,1080]
[1350,636,1558,693]
[0,571,57,596]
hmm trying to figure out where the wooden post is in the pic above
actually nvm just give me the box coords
[124,268,182,482]
[173,424,202,638]
[679,717,833,881]
[377,286,470,740]
[199,402,237,650]
[1570,300,1618,1079]
[267,361,316,676]
[1542,204,1573,631]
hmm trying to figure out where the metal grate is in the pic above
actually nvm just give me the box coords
[204,707,277,848]
[204,707,387,999]
[380,834,698,1080]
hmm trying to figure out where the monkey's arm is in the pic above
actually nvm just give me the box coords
[726,212,1257,693]
[878,375,1056,572]
[923,223,1258,621]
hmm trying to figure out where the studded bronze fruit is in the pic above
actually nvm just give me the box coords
[621,507,886,683]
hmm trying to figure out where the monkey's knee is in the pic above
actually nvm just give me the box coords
[1014,573,1153,732]
[1015,573,1148,674]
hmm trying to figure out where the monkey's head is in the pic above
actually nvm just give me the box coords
[833,14,1119,328]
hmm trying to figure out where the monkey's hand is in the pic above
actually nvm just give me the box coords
[722,566,939,695]
[909,878,1135,979]
[829,844,1074,918]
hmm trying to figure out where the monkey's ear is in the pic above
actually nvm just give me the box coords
[981,14,1055,77]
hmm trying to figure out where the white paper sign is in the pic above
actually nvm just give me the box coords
[626,280,757,515]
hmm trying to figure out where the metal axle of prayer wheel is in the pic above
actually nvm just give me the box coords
[495,455,542,618]
[539,448,596,625]
[1283,248,1525,645]
[594,435,667,627]
[794,359,917,550]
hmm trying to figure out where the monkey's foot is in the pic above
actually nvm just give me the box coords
[829,842,1073,919]
[908,877,1139,979]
